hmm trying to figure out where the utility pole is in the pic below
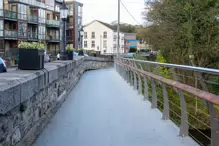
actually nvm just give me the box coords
[117,0,120,57]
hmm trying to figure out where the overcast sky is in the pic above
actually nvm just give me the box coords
[66,0,145,25]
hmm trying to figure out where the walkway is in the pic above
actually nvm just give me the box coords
[34,68,197,146]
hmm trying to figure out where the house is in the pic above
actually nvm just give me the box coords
[83,20,125,54]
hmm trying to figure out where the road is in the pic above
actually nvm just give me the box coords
[34,68,197,146]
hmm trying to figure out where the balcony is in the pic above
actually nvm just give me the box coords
[46,35,60,43]
[8,0,46,9]
[4,10,17,21]
[67,23,74,29]
[28,15,38,24]
[67,36,73,43]
[4,30,18,40]
[46,20,60,28]
[28,32,38,41]
[55,0,63,3]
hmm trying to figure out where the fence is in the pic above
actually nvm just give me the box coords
[115,58,219,146]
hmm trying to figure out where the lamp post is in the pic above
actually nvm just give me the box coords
[60,1,68,60]
[79,27,84,49]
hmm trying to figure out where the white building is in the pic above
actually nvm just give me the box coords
[83,20,125,54]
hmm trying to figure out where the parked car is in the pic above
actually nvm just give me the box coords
[0,57,7,73]
[126,53,136,58]
[74,52,78,56]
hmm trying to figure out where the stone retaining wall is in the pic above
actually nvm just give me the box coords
[0,56,113,146]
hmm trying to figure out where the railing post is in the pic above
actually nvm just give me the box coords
[137,63,142,95]
[161,83,169,120]
[155,65,169,120]
[171,69,189,137]
[127,60,133,86]
[208,102,219,146]
[151,79,157,108]
[144,76,149,100]
[133,62,137,90]
[127,70,130,84]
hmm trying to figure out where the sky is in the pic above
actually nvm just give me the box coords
[66,0,145,25]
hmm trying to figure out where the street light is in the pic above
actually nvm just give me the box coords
[79,27,84,49]
[60,1,68,60]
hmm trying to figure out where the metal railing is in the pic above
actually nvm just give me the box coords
[55,0,63,2]
[115,58,219,146]
[28,15,38,23]
[46,35,60,42]
[4,30,18,39]
[28,32,38,40]
[4,10,17,20]
[46,20,60,27]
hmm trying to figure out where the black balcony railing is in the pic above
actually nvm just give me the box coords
[28,15,38,23]
[4,10,17,20]
[4,30,18,39]
[46,35,60,42]
[28,32,38,40]
[46,20,60,28]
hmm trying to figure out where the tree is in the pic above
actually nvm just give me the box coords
[142,0,219,68]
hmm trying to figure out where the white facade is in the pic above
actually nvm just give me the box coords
[83,20,125,54]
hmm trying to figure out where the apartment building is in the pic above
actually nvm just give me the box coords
[65,1,83,50]
[83,20,125,54]
[0,0,83,62]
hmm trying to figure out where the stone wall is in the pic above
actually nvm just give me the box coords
[0,56,113,146]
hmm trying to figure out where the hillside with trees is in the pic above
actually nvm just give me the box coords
[140,0,219,68]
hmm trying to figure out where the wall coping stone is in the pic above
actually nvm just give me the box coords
[0,56,113,115]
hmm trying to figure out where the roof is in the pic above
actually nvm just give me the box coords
[65,1,83,6]
[96,20,117,31]
[84,20,117,31]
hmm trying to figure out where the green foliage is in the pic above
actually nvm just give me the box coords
[91,51,96,54]
[66,46,75,52]
[142,0,219,68]
[155,52,172,79]
[18,41,45,50]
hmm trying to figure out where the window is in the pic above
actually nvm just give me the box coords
[91,41,95,48]
[47,14,50,20]
[39,25,46,40]
[55,4,60,12]
[0,0,3,16]
[103,31,107,38]
[67,4,74,16]
[0,40,4,53]
[103,40,107,49]
[91,32,95,39]
[84,41,87,48]
[113,35,117,41]
[18,22,27,38]
[78,6,82,17]
[18,4,27,20]
[39,9,45,23]
[0,20,3,37]
[113,44,116,49]
[78,17,82,29]
[84,32,87,39]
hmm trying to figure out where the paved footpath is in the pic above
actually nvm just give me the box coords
[34,68,198,146]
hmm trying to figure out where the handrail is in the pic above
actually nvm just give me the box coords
[115,58,219,146]
[116,61,219,105]
[119,58,219,75]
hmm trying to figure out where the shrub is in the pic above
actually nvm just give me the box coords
[66,46,75,52]
[18,41,45,50]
